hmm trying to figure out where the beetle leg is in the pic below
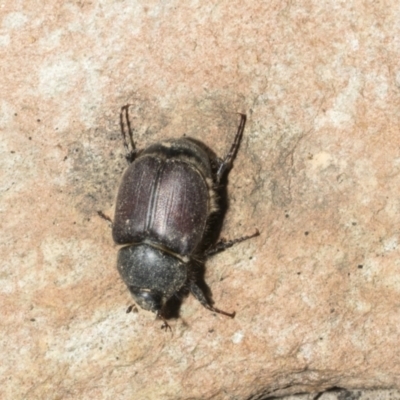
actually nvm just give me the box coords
[156,310,172,331]
[97,210,113,227]
[120,104,137,164]
[206,229,260,257]
[216,113,246,183]
[190,283,235,318]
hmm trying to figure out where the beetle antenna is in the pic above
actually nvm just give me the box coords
[126,304,138,314]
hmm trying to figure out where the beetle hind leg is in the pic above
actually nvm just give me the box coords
[190,283,235,319]
[120,104,137,164]
[216,113,246,182]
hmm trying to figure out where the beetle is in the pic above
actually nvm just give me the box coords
[105,105,259,329]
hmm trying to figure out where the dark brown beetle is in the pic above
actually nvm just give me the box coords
[105,106,258,329]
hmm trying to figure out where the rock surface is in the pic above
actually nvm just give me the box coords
[280,389,400,400]
[2,1,400,399]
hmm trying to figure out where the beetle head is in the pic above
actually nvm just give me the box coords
[129,288,163,313]
[117,243,187,314]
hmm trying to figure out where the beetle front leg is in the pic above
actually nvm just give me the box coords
[156,310,172,331]
[190,283,235,318]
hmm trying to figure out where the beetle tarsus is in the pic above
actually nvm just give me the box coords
[216,113,246,182]
[120,104,136,163]
[97,210,113,225]
[204,304,236,318]
[157,311,172,331]
[190,283,235,319]
[161,321,172,331]
[206,228,260,256]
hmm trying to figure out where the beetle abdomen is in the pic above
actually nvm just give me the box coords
[113,154,210,255]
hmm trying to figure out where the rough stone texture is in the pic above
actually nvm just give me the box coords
[280,389,400,400]
[2,1,400,399]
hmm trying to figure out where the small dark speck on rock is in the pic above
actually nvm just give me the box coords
[304,231,309,236]
[30,318,36,322]
[358,265,363,269]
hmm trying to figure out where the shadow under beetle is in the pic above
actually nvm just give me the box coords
[106,105,259,330]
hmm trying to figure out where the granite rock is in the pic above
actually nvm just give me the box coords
[2,1,400,399]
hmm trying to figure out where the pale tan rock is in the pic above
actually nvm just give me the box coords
[2,1,400,399]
